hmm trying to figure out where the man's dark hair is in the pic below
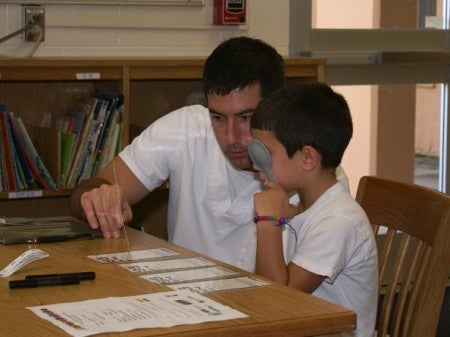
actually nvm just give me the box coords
[202,36,285,98]
[251,82,353,168]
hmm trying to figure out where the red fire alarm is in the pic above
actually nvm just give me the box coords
[214,0,246,25]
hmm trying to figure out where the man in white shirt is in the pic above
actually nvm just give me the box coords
[71,36,347,271]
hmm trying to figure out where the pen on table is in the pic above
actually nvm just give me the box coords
[9,276,81,289]
[25,271,96,281]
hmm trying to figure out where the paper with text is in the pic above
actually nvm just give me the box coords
[28,290,247,337]
[120,257,215,273]
[168,276,270,293]
[141,266,238,284]
[87,248,179,263]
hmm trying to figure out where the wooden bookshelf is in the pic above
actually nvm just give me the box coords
[0,57,325,238]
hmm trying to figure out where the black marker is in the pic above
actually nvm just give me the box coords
[25,271,96,281]
[9,276,80,289]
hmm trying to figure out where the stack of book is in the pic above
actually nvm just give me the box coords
[0,90,123,192]
[55,90,124,189]
[0,103,57,191]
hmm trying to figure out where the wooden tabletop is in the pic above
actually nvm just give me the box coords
[0,227,356,337]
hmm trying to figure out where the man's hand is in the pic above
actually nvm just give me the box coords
[71,157,150,238]
[80,183,133,238]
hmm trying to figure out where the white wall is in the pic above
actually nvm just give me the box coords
[313,0,376,195]
[0,0,372,195]
[337,85,376,195]
[0,0,291,57]
[313,0,375,29]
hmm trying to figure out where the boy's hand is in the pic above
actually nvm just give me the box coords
[254,182,298,219]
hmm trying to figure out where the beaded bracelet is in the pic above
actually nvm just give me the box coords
[253,215,286,226]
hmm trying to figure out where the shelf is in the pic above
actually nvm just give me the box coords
[0,57,325,234]
[380,51,450,64]
[0,189,71,200]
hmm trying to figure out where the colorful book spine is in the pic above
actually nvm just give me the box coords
[14,117,57,190]
[62,91,124,188]
[7,112,38,190]
[90,92,123,176]
[9,116,46,190]
[0,107,18,191]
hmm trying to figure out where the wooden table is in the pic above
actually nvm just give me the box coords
[0,227,356,337]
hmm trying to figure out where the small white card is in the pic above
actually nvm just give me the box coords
[120,257,215,273]
[0,248,48,277]
[168,276,270,293]
[141,266,238,284]
[88,248,179,263]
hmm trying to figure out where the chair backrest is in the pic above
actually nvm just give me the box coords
[355,175,450,337]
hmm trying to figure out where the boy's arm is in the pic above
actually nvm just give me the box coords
[255,220,287,283]
[286,263,325,293]
[254,184,325,293]
[255,220,325,293]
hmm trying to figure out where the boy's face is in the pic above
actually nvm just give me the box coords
[251,129,301,190]
[208,83,262,171]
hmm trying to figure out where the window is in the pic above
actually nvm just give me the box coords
[291,0,450,194]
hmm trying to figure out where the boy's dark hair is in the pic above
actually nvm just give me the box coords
[251,82,353,168]
[202,36,285,98]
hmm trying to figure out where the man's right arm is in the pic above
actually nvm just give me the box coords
[70,156,149,238]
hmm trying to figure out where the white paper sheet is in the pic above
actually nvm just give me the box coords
[140,266,238,284]
[120,257,215,273]
[28,290,248,337]
[87,248,179,263]
[168,276,270,293]
[0,248,48,277]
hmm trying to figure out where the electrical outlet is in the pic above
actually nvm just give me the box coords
[23,5,45,42]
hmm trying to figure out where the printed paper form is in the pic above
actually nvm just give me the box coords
[168,276,270,293]
[88,249,271,293]
[87,248,179,263]
[120,257,215,273]
[141,266,239,284]
[28,290,248,337]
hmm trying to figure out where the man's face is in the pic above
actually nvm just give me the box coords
[207,83,262,171]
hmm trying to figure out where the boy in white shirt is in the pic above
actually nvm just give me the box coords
[251,82,378,337]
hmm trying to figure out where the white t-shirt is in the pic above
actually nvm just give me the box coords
[120,105,351,273]
[120,105,262,271]
[285,182,378,337]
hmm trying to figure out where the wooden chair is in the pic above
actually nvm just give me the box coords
[355,176,450,337]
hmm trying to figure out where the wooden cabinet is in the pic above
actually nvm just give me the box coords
[0,57,324,238]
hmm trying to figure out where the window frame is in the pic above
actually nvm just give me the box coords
[289,0,450,193]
